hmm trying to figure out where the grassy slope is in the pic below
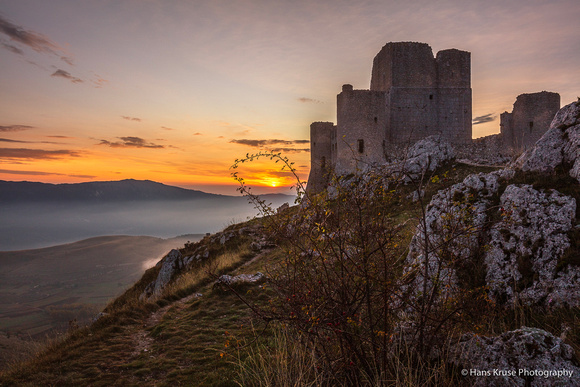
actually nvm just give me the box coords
[1,162,578,386]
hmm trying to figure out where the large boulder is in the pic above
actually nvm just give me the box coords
[450,327,580,387]
[513,100,580,182]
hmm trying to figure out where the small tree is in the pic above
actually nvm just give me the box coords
[230,151,494,384]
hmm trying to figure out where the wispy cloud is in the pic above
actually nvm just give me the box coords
[161,126,174,131]
[297,97,323,104]
[51,69,83,83]
[0,125,33,132]
[230,139,309,147]
[0,15,71,64]
[0,137,65,144]
[269,147,310,153]
[1,41,23,55]
[473,113,496,125]
[0,168,94,178]
[121,116,142,122]
[47,135,74,139]
[0,148,80,160]
[98,136,164,149]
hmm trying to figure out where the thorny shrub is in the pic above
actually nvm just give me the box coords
[230,151,493,384]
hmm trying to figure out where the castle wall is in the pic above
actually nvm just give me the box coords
[436,49,472,144]
[306,121,335,193]
[511,92,560,150]
[370,42,436,90]
[336,85,388,174]
[387,87,439,145]
[500,111,514,149]
[370,42,472,147]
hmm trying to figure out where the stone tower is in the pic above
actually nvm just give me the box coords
[306,122,335,193]
[500,92,560,151]
[307,42,473,190]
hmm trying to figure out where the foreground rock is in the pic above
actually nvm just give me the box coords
[450,327,580,387]
[513,99,580,182]
[486,185,578,307]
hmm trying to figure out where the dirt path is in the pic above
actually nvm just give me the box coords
[130,291,202,357]
[129,248,272,357]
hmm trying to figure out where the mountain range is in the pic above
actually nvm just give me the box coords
[0,179,245,202]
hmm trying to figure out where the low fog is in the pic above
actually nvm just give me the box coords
[0,196,293,251]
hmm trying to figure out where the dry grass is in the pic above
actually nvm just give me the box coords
[233,324,323,387]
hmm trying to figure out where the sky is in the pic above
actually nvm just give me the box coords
[1,0,579,195]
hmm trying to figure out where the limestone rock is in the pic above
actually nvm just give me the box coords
[450,327,580,387]
[140,249,184,301]
[215,272,265,289]
[485,185,576,307]
[513,100,580,182]
[399,135,455,183]
[404,170,511,302]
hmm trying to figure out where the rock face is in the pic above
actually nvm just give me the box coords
[397,135,455,183]
[485,185,577,307]
[513,100,580,182]
[404,101,580,309]
[451,327,580,387]
[404,170,514,302]
[140,249,185,301]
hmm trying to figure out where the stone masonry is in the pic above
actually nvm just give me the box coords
[307,42,560,194]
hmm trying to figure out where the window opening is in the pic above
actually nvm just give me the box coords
[357,139,364,154]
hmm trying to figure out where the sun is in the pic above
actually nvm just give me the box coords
[271,181,277,187]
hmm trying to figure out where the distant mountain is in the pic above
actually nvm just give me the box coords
[0,179,227,202]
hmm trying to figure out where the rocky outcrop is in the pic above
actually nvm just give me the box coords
[404,170,514,302]
[404,101,580,309]
[395,135,455,183]
[140,249,185,301]
[485,185,577,307]
[513,100,580,182]
[450,327,580,387]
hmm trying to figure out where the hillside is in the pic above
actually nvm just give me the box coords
[0,101,579,386]
[0,234,202,367]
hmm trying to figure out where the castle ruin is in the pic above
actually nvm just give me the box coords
[500,91,560,150]
[307,42,560,193]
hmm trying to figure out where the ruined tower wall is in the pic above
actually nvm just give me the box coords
[306,121,335,193]
[510,92,560,150]
[387,87,439,144]
[370,42,436,90]
[369,42,471,146]
[500,111,514,149]
[335,85,388,174]
[436,49,472,144]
